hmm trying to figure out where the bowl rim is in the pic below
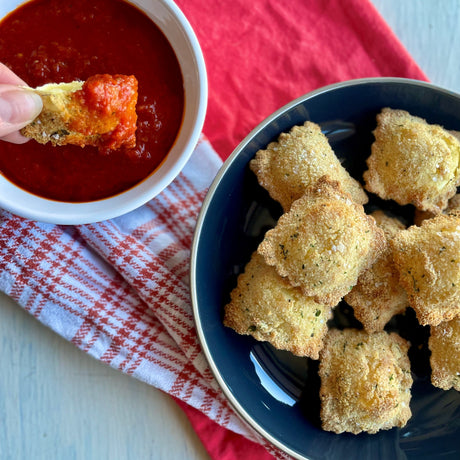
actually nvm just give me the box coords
[190,76,460,459]
[0,0,207,225]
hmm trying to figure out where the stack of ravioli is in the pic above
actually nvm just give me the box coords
[223,110,460,435]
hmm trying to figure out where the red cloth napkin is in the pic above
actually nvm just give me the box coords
[172,0,427,456]
[0,0,428,459]
[176,0,426,160]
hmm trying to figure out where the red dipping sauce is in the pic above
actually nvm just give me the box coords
[0,0,184,202]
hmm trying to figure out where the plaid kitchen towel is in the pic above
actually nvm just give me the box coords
[0,0,428,458]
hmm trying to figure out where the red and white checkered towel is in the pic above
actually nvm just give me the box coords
[0,0,429,458]
[0,137,223,416]
[0,136,286,458]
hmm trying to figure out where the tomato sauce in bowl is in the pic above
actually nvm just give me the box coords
[0,0,184,202]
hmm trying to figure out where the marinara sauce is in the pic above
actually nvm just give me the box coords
[0,0,184,202]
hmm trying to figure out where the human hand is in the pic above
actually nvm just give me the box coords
[0,63,42,144]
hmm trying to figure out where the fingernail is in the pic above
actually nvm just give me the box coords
[0,90,43,124]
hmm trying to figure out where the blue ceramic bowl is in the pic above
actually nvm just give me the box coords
[191,78,460,460]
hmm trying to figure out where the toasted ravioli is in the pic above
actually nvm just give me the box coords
[319,328,412,434]
[413,209,436,227]
[429,317,460,391]
[22,74,138,150]
[250,121,367,211]
[223,252,332,359]
[257,177,385,306]
[391,213,460,326]
[414,192,460,226]
[345,211,408,332]
[447,193,460,213]
[363,108,460,214]
[451,130,460,143]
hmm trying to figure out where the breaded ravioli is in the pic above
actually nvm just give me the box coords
[223,252,332,359]
[250,121,367,211]
[391,213,460,326]
[364,108,460,214]
[447,193,460,213]
[257,177,385,306]
[429,317,460,391]
[22,74,138,150]
[318,328,412,434]
[345,211,408,332]
[414,192,460,226]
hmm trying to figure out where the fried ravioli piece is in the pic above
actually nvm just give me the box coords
[345,211,408,332]
[450,130,460,143]
[363,108,460,214]
[414,192,460,226]
[319,328,412,434]
[223,252,332,359]
[429,317,460,391]
[447,193,460,212]
[250,121,367,211]
[21,74,138,150]
[257,177,385,306]
[391,213,460,326]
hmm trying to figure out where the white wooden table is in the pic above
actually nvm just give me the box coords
[1,1,459,459]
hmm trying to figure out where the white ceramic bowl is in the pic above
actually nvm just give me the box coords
[0,0,207,224]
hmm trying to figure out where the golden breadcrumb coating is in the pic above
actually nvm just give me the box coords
[363,108,460,214]
[391,213,460,326]
[414,192,460,226]
[21,75,138,150]
[413,209,435,227]
[249,121,367,211]
[447,193,460,212]
[369,210,406,238]
[345,211,408,332]
[257,177,385,306]
[223,252,332,359]
[450,130,460,143]
[429,316,460,391]
[318,328,412,434]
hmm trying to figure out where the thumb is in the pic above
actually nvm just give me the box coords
[0,86,43,134]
